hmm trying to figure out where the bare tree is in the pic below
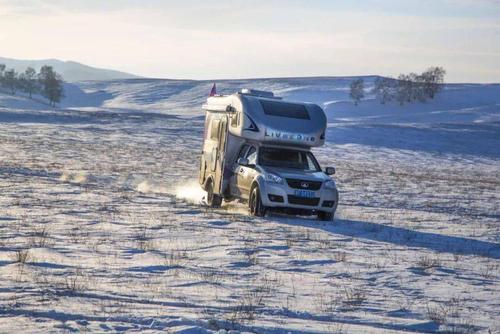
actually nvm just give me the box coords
[373,67,446,105]
[38,65,65,107]
[19,67,38,98]
[350,78,364,106]
[396,74,413,105]
[406,72,427,103]
[372,77,396,104]
[3,69,18,95]
[421,66,446,99]
[0,64,5,89]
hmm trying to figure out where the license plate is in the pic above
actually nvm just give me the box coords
[294,190,315,198]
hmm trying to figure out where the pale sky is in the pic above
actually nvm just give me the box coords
[1,0,499,82]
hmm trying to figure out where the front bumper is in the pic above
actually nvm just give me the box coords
[260,181,339,213]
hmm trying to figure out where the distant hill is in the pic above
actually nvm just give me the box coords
[0,57,141,82]
[2,76,499,158]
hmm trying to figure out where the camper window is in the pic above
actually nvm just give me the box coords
[210,120,220,140]
[260,100,310,120]
[231,112,240,127]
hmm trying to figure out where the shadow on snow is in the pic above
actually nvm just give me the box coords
[278,217,500,259]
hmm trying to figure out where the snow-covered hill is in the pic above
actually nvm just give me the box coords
[66,77,500,158]
[0,56,141,82]
[0,77,499,333]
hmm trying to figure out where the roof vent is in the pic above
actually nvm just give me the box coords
[239,88,274,98]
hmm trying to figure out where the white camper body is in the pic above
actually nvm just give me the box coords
[199,89,338,220]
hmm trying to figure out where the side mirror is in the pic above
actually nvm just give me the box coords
[325,167,336,175]
[237,158,249,166]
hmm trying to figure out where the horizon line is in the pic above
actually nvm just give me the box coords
[2,55,498,84]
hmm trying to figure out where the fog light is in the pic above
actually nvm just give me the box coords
[322,201,334,207]
[268,194,284,203]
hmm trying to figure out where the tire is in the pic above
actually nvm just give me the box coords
[249,185,266,217]
[317,211,334,221]
[206,179,222,208]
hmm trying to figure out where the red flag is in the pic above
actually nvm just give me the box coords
[209,83,217,96]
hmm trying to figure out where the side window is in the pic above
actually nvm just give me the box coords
[231,112,238,127]
[231,112,241,127]
[246,146,257,165]
[306,153,320,171]
[210,119,220,140]
[237,145,249,160]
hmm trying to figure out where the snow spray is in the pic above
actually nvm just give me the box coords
[173,180,206,204]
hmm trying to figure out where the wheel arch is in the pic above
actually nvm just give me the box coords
[250,176,265,194]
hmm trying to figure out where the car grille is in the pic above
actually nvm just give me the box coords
[286,178,322,190]
[287,195,320,206]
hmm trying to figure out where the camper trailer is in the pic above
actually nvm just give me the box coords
[199,89,338,220]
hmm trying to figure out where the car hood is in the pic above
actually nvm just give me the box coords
[259,166,329,181]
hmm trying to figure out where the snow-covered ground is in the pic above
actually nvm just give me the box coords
[0,78,499,333]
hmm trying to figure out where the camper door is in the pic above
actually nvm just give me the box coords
[212,115,228,195]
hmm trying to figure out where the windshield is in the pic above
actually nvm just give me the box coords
[258,147,321,172]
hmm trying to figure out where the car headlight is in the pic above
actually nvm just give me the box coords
[324,180,337,189]
[265,173,283,184]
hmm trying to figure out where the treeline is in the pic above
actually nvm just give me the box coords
[0,64,65,107]
[350,66,446,106]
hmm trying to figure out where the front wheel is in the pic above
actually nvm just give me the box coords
[249,186,266,217]
[206,179,222,208]
[317,211,334,221]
